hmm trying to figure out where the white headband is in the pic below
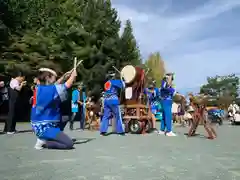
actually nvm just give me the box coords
[39,68,57,77]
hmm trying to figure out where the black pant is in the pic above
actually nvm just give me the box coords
[70,107,85,129]
[44,132,74,149]
[4,88,19,132]
[60,116,70,131]
[4,101,17,132]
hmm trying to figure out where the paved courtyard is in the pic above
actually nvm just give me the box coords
[0,122,240,180]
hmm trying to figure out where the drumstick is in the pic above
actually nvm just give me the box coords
[112,66,124,81]
[112,66,121,74]
[63,60,83,76]
[70,60,83,72]
[76,60,83,67]
[145,70,149,75]
[74,57,77,69]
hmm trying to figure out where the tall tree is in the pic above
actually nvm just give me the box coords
[119,19,141,66]
[200,74,239,108]
[75,0,122,95]
[0,0,126,97]
[144,52,166,87]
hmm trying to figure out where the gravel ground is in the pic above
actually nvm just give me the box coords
[0,122,240,180]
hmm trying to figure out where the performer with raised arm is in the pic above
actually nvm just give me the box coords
[100,73,125,136]
[159,73,176,136]
[31,67,77,150]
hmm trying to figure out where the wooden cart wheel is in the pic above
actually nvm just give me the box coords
[144,119,153,133]
[128,119,143,134]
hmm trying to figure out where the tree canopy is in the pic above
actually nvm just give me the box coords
[200,74,239,108]
[144,52,166,87]
[0,0,142,96]
[119,19,142,66]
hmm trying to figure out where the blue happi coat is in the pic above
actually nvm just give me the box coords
[160,80,175,100]
[103,79,125,105]
[144,87,160,114]
[100,79,125,134]
[31,84,68,139]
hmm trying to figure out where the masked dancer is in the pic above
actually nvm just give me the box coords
[100,73,125,136]
[159,73,176,136]
[187,93,216,139]
[31,67,77,150]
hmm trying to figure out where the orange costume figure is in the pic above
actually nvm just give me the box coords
[187,94,217,139]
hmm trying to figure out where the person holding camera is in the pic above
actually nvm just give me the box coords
[4,72,26,134]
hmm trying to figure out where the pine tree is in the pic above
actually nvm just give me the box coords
[0,0,143,97]
[119,19,141,66]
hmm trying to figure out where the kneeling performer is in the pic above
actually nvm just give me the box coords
[31,67,77,150]
[100,73,125,136]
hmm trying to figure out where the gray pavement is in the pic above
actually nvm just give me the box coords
[0,122,240,180]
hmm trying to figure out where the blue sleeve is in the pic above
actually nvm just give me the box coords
[155,88,160,96]
[55,84,68,102]
[112,80,124,89]
[143,88,147,94]
[161,80,167,89]
[72,90,78,103]
[161,80,175,94]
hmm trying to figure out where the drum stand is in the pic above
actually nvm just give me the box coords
[120,65,153,134]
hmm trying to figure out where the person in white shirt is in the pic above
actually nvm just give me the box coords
[4,72,26,134]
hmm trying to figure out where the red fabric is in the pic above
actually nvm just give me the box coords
[33,88,37,106]
[104,81,111,91]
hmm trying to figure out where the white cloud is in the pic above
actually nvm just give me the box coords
[113,0,240,91]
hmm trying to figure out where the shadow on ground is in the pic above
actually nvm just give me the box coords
[0,129,33,135]
[72,137,96,144]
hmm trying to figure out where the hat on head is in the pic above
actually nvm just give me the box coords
[109,73,115,77]
[149,84,154,88]
[74,82,84,88]
[165,72,174,80]
[39,68,57,77]
[106,72,115,79]
[149,81,155,88]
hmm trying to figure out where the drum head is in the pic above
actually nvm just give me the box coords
[121,65,136,84]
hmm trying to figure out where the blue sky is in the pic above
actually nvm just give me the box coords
[112,0,240,94]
